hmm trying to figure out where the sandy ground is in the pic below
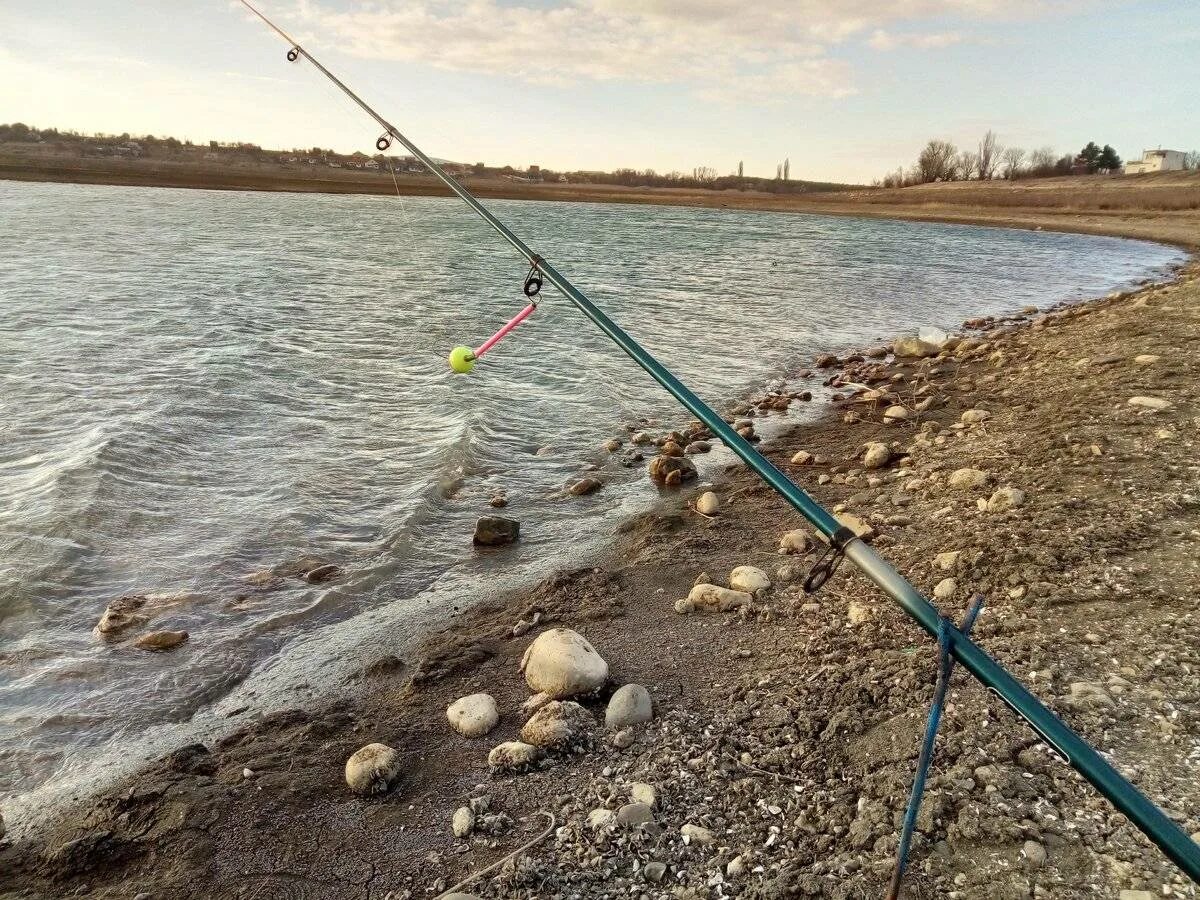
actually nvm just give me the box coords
[0,199,1198,899]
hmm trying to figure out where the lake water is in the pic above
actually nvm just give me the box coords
[0,180,1185,828]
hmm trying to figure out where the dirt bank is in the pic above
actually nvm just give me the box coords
[0,209,1198,899]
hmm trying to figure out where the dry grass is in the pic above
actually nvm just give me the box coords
[841,171,1200,212]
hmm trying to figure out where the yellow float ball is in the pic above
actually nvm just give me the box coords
[448,346,476,373]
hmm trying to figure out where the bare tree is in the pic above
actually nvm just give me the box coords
[1001,146,1027,179]
[1027,146,1058,177]
[956,150,979,181]
[917,139,958,182]
[1185,150,1200,171]
[977,130,1001,180]
[783,157,790,181]
[738,160,744,178]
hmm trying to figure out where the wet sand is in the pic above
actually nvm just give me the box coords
[1,202,1198,900]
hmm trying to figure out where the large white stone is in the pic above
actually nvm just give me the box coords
[520,628,609,699]
[686,583,752,612]
[446,693,500,738]
[344,743,402,796]
[605,684,653,729]
[729,566,771,593]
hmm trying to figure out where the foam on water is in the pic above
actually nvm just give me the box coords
[0,180,1186,832]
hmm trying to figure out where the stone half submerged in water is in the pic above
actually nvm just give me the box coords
[473,516,520,546]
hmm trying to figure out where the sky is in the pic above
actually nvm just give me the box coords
[1,0,1198,184]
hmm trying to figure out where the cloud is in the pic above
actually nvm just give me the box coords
[72,54,153,69]
[867,29,966,50]
[282,0,1063,102]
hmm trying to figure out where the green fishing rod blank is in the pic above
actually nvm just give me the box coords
[234,0,1200,883]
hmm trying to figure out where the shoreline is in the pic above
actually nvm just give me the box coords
[1,206,1198,898]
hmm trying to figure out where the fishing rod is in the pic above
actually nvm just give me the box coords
[235,0,1200,882]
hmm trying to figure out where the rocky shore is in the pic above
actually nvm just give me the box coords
[2,235,1199,898]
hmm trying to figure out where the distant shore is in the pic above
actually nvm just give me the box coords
[4,153,1199,250]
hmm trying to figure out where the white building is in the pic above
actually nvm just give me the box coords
[1124,148,1186,174]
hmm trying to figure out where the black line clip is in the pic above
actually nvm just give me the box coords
[286,47,300,62]
[803,525,857,594]
[376,133,393,152]
[523,256,544,298]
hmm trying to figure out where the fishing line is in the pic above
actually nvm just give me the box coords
[386,157,418,234]
[233,0,1200,883]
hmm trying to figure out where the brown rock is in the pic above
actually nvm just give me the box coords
[93,595,149,638]
[648,455,697,485]
[304,564,342,583]
[568,477,603,496]
[474,516,520,546]
[134,630,189,651]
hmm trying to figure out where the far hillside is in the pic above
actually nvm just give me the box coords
[847,170,1200,213]
[0,122,859,198]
